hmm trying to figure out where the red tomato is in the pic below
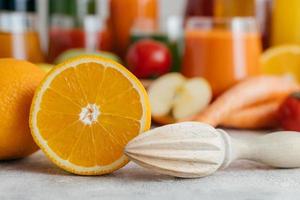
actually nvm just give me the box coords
[126,39,172,78]
[278,93,300,131]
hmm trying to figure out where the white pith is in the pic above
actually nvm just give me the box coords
[31,57,148,173]
[79,104,100,125]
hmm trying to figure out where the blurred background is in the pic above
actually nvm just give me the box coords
[36,0,186,53]
[1,0,299,95]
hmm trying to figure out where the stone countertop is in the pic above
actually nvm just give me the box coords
[1,130,300,200]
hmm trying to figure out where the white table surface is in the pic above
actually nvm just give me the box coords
[1,130,300,200]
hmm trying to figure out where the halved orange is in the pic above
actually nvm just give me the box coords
[30,56,151,175]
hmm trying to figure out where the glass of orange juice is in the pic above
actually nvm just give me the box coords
[0,0,44,63]
[214,0,272,49]
[182,17,262,96]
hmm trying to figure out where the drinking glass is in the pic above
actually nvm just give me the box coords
[0,0,44,62]
[47,0,112,63]
[214,0,273,49]
[182,17,262,96]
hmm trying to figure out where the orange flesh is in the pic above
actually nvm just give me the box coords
[182,29,262,96]
[36,62,142,167]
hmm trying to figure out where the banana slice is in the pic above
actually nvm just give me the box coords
[148,73,212,124]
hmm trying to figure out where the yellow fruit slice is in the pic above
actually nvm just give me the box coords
[30,56,151,175]
[261,45,300,82]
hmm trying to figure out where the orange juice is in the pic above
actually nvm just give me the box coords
[109,0,158,58]
[0,1,44,63]
[0,31,44,63]
[214,0,272,49]
[182,18,262,96]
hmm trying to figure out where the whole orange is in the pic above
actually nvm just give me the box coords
[0,59,45,160]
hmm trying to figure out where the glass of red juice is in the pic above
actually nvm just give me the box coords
[47,0,112,63]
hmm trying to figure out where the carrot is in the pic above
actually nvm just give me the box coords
[188,76,299,127]
[220,99,282,129]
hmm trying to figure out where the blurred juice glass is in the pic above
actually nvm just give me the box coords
[182,17,262,96]
[0,0,44,62]
[109,0,158,58]
[272,0,300,45]
[48,0,112,63]
[214,0,272,49]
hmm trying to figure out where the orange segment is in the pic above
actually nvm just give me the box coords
[68,125,96,167]
[92,123,121,166]
[37,110,78,140]
[99,88,143,119]
[74,63,106,103]
[30,56,151,175]
[96,67,134,102]
[47,121,82,160]
[49,67,87,106]
[40,89,81,114]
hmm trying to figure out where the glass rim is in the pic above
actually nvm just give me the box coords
[186,16,257,26]
[185,17,259,32]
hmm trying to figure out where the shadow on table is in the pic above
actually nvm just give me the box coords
[111,163,177,182]
[225,160,272,171]
[0,151,276,182]
[0,151,179,182]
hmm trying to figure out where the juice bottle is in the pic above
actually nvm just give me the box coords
[109,0,158,58]
[272,0,300,45]
[0,0,44,62]
[182,17,262,96]
[48,0,112,63]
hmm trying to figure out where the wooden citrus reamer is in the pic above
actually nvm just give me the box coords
[125,122,300,178]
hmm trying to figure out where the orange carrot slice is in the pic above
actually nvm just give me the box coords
[221,100,281,129]
[190,76,299,127]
